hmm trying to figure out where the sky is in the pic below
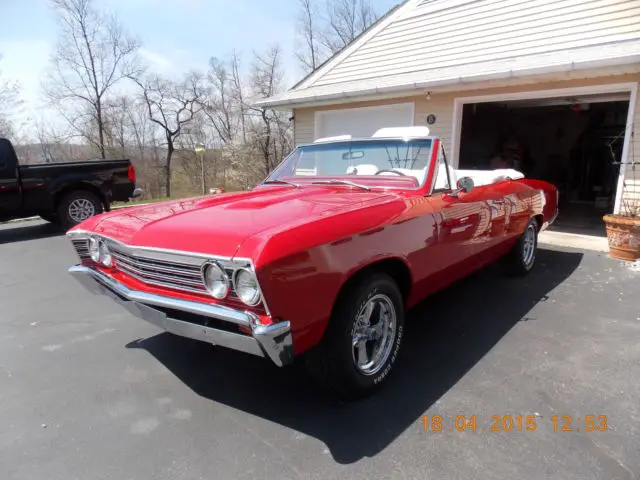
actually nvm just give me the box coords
[0,0,401,137]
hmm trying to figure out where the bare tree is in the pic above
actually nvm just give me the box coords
[0,55,21,139]
[133,72,203,197]
[230,51,248,144]
[202,57,236,145]
[44,0,141,158]
[295,0,324,73]
[247,45,292,176]
[33,117,75,163]
[103,95,131,155]
[322,0,379,54]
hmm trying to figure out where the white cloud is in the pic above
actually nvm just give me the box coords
[139,47,172,73]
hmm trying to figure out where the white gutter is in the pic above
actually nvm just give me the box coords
[255,55,640,109]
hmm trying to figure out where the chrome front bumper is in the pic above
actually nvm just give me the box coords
[68,265,293,366]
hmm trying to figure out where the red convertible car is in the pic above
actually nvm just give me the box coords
[67,126,558,399]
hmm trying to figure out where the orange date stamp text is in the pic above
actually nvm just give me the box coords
[421,414,608,433]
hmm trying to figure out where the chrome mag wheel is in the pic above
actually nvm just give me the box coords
[351,293,397,376]
[522,223,537,267]
[68,198,96,223]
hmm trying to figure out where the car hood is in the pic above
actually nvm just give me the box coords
[87,186,395,258]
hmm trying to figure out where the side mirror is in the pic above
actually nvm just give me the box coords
[446,176,474,198]
[456,176,474,194]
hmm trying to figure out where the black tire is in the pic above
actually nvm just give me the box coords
[504,218,539,276]
[39,212,60,224]
[304,273,405,400]
[57,190,104,230]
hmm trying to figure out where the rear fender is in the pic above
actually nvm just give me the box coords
[518,179,559,229]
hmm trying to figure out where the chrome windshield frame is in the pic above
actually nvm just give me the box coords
[263,136,436,191]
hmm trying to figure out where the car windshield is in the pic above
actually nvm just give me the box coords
[264,138,434,189]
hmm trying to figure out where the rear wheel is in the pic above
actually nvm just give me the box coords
[305,273,405,400]
[57,190,104,229]
[504,218,538,276]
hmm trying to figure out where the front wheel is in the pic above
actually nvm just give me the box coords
[57,190,104,229]
[504,218,538,276]
[305,273,405,400]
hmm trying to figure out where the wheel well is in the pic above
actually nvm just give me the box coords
[533,214,544,232]
[333,258,412,313]
[54,184,106,211]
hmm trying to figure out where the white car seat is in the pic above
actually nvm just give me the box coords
[456,168,524,186]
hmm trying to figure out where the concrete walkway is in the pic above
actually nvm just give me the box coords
[539,230,609,253]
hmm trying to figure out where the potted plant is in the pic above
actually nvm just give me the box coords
[603,143,639,261]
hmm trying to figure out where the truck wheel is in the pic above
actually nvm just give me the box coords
[57,190,103,229]
[504,218,538,276]
[305,273,405,400]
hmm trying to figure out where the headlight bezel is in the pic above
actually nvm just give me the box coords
[98,240,113,267]
[201,261,231,300]
[234,268,262,307]
[88,236,113,267]
[88,237,100,263]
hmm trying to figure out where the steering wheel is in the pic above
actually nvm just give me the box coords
[374,169,407,176]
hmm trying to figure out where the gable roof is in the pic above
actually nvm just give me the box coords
[257,0,640,108]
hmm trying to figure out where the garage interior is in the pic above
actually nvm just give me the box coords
[458,93,630,237]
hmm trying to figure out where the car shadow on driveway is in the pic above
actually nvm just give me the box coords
[0,221,64,244]
[126,247,583,464]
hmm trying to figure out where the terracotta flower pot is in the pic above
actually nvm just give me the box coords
[603,214,640,261]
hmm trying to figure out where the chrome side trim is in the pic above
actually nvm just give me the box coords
[68,265,293,366]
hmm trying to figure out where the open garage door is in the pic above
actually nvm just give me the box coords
[458,93,630,237]
[314,103,414,140]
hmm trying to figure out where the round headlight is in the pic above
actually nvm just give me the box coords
[235,269,261,306]
[88,237,100,263]
[202,262,229,299]
[98,241,113,267]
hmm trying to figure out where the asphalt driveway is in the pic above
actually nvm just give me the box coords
[1,220,639,480]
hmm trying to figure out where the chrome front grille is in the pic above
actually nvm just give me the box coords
[72,239,91,259]
[69,235,247,303]
[111,249,208,295]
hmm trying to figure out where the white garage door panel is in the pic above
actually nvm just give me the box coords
[315,103,414,140]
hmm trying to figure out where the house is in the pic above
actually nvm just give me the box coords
[256,0,640,234]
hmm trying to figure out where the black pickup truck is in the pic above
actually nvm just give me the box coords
[0,138,141,229]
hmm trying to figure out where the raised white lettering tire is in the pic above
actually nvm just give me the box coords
[305,273,405,400]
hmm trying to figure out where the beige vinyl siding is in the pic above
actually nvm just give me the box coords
[293,96,454,146]
[293,108,316,145]
[294,73,639,149]
[311,0,640,90]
